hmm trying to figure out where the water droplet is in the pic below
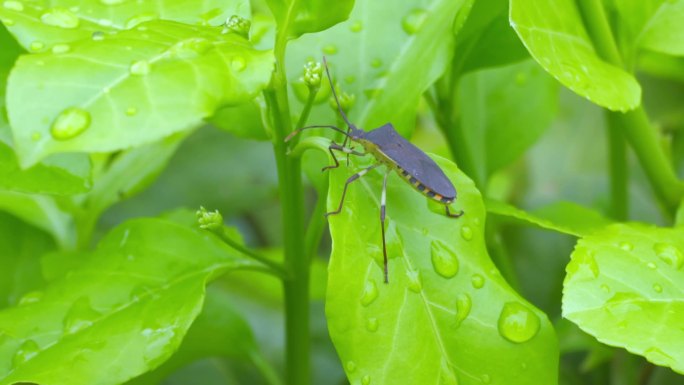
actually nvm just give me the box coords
[653,283,663,293]
[125,107,137,116]
[100,0,128,5]
[41,7,80,29]
[481,374,491,383]
[619,242,633,251]
[497,302,540,343]
[322,44,338,55]
[30,41,44,51]
[647,262,657,269]
[350,21,363,32]
[360,279,378,306]
[366,317,379,332]
[130,60,150,76]
[654,243,683,270]
[371,58,383,68]
[91,31,105,41]
[346,361,357,373]
[454,293,471,327]
[30,132,42,141]
[600,284,610,293]
[141,326,177,365]
[231,56,246,71]
[402,9,428,34]
[125,12,157,29]
[361,375,371,385]
[51,43,71,54]
[97,18,113,27]
[406,269,422,293]
[18,290,43,305]
[460,226,473,241]
[63,297,101,334]
[12,339,39,367]
[471,274,484,289]
[569,249,599,279]
[431,240,459,278]
[50,107,91,140]
[3,0,23,11]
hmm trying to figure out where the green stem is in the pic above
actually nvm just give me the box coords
[576,0,623,66]
[212,227,288,279]
[605,113,629,220]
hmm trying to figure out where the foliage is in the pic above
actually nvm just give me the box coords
[0,0,684,384]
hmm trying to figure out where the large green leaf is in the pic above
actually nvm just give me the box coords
[326,154,558,384]
[8,20,273,167]
[510,0,641,111]
[0,191,75,248]
[265,0,354,38]
[458,59,557,181]
[0,218,260,385]
[288,0,473,136]
[612,0,684,59]
[0,0,249,51]
[563,223,684,374]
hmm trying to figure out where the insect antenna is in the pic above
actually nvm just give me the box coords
[323,56,353,130]
[284,124,352,142]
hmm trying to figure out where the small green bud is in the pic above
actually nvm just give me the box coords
[222,15,251,38]
[330,89,355,114]
[196,206,223,230]
[303,61,323,89]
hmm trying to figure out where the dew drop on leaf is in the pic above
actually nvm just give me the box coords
[619,241,633,251]
[460,225,473,241]
[600,284,610,293]
[51,43,71,54]
[361,375,371,385]
[454,293,471,327]
[50,107,91,140]
[569,249,599,279]
[130,60,150,76]
[63,296,102,334]
[231,56,246,72]
[653,243,683,270]
[3,0,23,11]
[125,12,157,29]
[12,339,39,367]
[471,274,484,289]
[349,21,363,32]
[366,317,379,332]
[430,240,459,278]
[18,290,43,305]
[653,283,663,293]
[401,9,428,35]
[322,44,338,55]
[360,279,378,306]
[30,41,44,51]
[345,361,357,373]
[647,262,657,270]
[125,107,138,116]
[141,326,177,365]
[406,268,422,293]
[41,7,80,29]
[91,31,105,41]
[497,302,540,343]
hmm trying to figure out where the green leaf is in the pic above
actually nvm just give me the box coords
[452,0,529,74]
[510,0,641,111]
[0,211,54,309]
[288,0,473,137]
[458,59,557,180]
[0,0,249,51]
[326,154,558,384]
[265,0,354,38]
[0,218,259,385]
[486,199,614,237]
[207,99,270,141]
[637,1,684,56]
[563,223,684,374]
[8,20,274,167]
[0,191,75,248]
[0,23,21,145]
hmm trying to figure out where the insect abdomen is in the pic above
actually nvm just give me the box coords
[396,167,454,204]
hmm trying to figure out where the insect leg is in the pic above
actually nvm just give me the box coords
[380,170,390,283]
[445,205,464,218]
[325,163,381,217]
[322,142,366,172]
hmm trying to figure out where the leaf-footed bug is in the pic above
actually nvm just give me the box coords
[286,57,463,283]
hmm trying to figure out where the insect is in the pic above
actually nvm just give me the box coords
[287,58,463,283]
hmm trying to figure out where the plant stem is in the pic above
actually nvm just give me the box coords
[605,113,628,220]
[212,227,288,279]
[267,5,310,383]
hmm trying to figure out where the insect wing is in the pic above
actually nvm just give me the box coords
[366,124,456,199]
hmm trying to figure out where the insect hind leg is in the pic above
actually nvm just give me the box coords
[322,142,366,172]
[380,171,390,283]
[325,163,380,217]
[445,205,464,218]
